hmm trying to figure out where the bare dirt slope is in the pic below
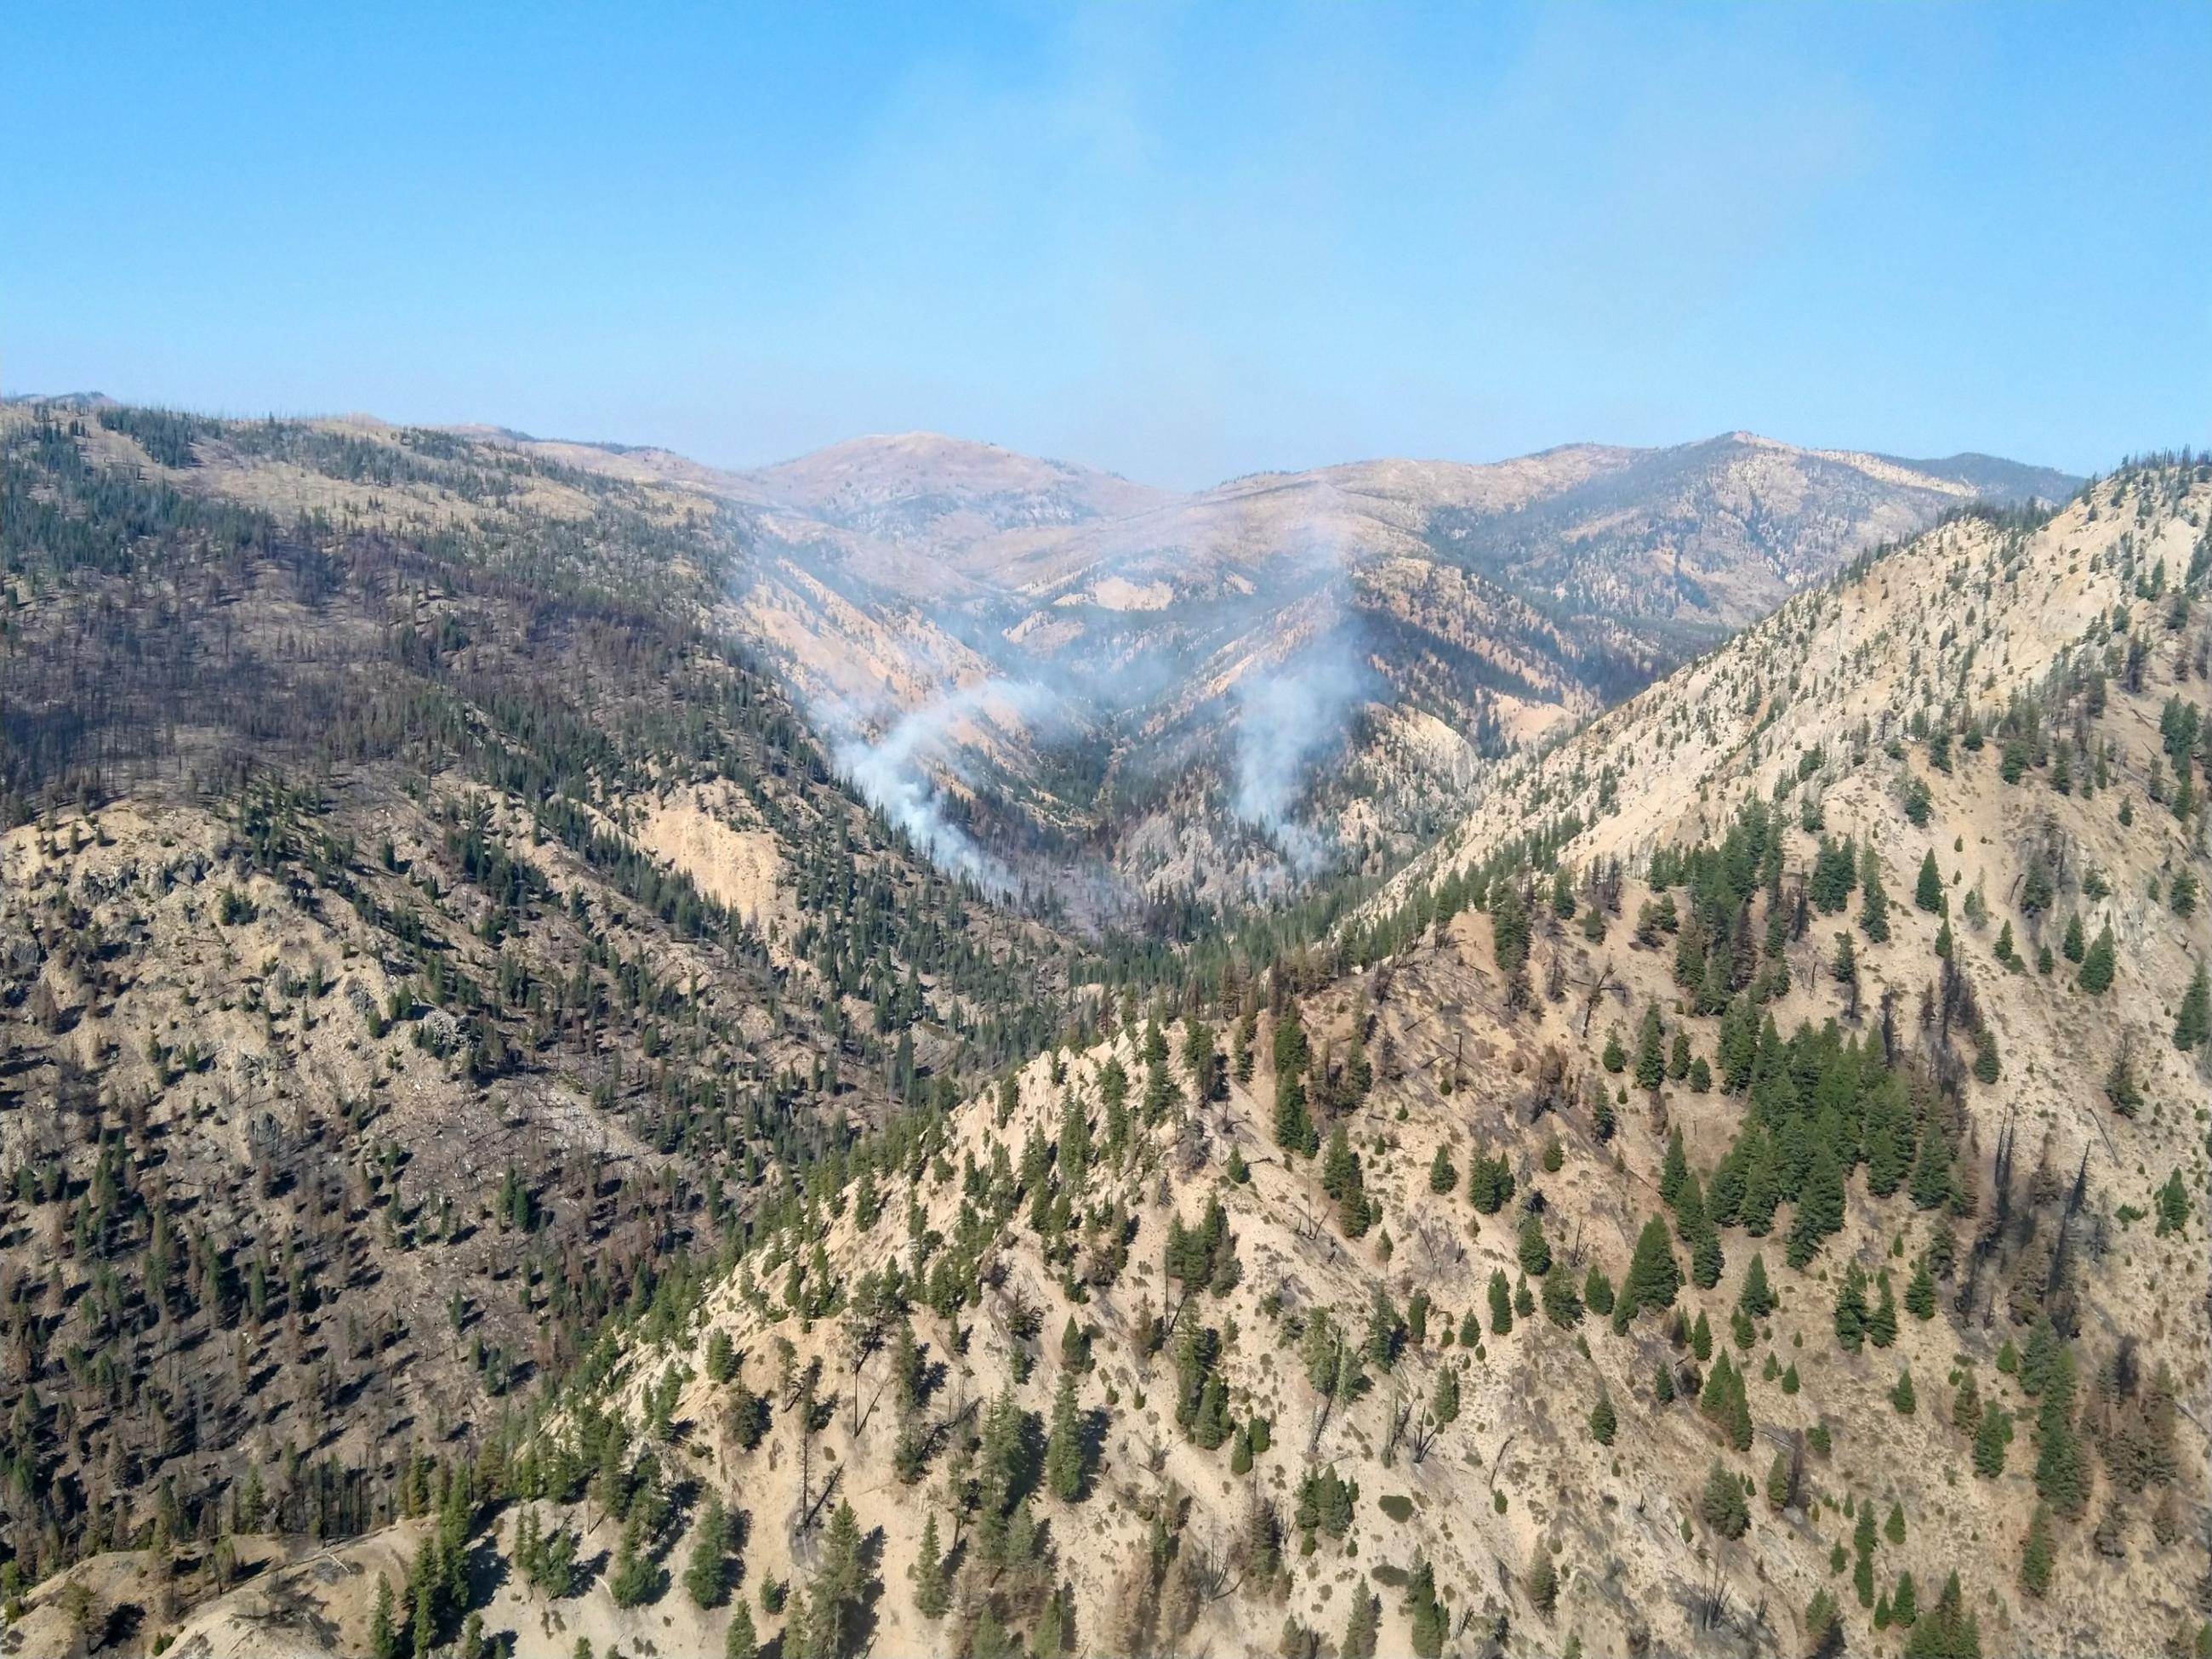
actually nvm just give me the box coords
[61,463,2203,1659]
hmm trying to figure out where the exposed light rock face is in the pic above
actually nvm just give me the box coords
[11,403,2191,1659]
[504,424,2080,904]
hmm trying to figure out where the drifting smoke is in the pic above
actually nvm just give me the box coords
[1229,614,1371,873]
[825,677,1056,896]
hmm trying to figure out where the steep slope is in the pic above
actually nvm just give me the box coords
[0,402,1105,1645]
[78,460,2204,1659]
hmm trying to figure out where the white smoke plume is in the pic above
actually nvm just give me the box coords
[1228,614,1371,872]
[824,676,1057,896]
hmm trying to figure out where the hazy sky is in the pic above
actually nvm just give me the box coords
[6,3,2206,487]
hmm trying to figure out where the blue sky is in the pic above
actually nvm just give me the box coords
[5,3,2206,487]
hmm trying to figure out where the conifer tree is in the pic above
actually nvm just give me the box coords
[2019,1503,2053,1598]
[369,1575,399,1659]
[1659,1127,1689,1206]
[2078,925,2116,994]
[1834,1264,1870,1351]
[1868,1272,1899,1347]
[1525,1545,1559,1617]
[1860,849,1891,942]
[1517,1213,1553,1277]
[1737,1252,1775,1319]
[684,1495,731,1608]
[1787,1142,1846,1267]
[1407,1558,1446,1656]
[726,1599,760,1659]
[1468,1149,1514,1213]
[1700,1458,1749,1539]
[1046,1372,1086,1500]
[1489,1268,1514,1336]
[911,1512,949,1620]
[1972,1405,2011,1478]
[1901,1571,1979,1659]
[1588,1383,1616,1445]
[1914,852,1944,913]
[1634,1005,1666,1089]
[1428,1144,1457,1194]
[1341,1586,1381,1659]
[1605,1219,1671,1331]
[1766,1445,1797,1511]
[2175,961,2210,1050]
[1433,1363,1460,1428]
[1904,1257,1936,1320]
[1583,1263,1615,1316]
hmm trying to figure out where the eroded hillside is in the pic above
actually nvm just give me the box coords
[0,404,1102,1653]
[511,425,2078,907]
[54,463,2205,1659]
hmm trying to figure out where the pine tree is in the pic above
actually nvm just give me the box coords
[1517,1213,1553,1277]
[2032,1358,2089,1517]
[2062,911,2086,962]
[1433,1364,1461,1428]
[1973,1404,2011,1477]
[2078,925,2116,994]
[1659,1127,1689,1206]
[1468,1149,1514,1213]
[2019,1503,2053,1597]
[1428,1144,1457,1194]
[1046,1373,1086,1500]
[1621,1216,1682,1320]
[1583,1263,1615,1315]
[1884,1371,1919,1424]
[1341,1585,1381,1659]
[1904,1257,1936,1320]
[1489,1268,1514,1336]
[1634,1005,1666,1089]
[413,1571,438,1656]
[1834,1264,1870,1351]
[1588,1384,1616,1445]
[1867,1272,1899,1348]
[369,1575,399,1659]
[2156,1167,2192,1235]
[1525,1544,1559,1617]
[1902,1571,1979,1659]
[1700,1458,1749,1539]
[911,1512,949,1619]
[1805,1588,1841,1655]
[1407,1557,1446,1656]
[684,1495,731,1608]
[2175,962,2211,1050]
[1787,1142,1846,1267]
[1914,851,1945,913]
[1908,1114,1953,1211]
[725,1599,760,1659]
[1737,1252,1775,1319]
[1860,849,1891,942]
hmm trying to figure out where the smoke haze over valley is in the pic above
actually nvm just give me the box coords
[482,419,2078,909]
[4,9,2209,1659]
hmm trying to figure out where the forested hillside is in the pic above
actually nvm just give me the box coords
[0,403,1122,1649]
[16,443,2195,1658]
